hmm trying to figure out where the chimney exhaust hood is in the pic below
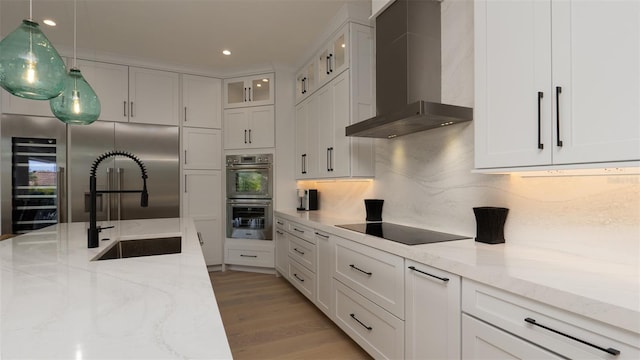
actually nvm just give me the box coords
[346,0,472,139]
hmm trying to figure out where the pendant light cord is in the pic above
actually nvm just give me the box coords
[29,0,32,20]
[73,0,77,68]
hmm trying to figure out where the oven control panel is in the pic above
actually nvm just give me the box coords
[226,154,273,166]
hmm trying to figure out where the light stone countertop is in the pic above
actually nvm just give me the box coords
[275,209,640,334]
[0,218,232,359]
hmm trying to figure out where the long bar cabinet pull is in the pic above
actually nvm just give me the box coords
[248,87,252,102]
[329,53,334,73]
[184,174,188,193]
[248,129,252,144]
[349,264,372,276]
[197,232,204,246]
[555,86,563,147]
[130,101,134,117]
[537,92,544,150]
[524,318,620,356]
[244,129,248,144]
[184,150,187,165]
[350,313,372,331]
[184,106,187,122]
[315,232,329,239]
[240,254,257,258]
[293,248,305,255]
[244,87,247,102]
[326,56,330,75]
[276,230,284,235]
[293,228,305,234]
[293,273,305,282]
[123,101,127,117]
[408,266,449,282]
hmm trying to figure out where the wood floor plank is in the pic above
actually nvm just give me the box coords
[210,270,372,360]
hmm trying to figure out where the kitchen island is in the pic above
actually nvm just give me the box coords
[0,218,232,359]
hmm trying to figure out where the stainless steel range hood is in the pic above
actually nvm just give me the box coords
[346,0,472,139]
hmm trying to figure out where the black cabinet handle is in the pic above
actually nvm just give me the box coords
[315,232,329,239]
[350,313,372,331]
[329,53,334,73]
[326,148,331,171]
[555,86,563,147]
[276,230,284,235]
[244,129,247,144]
[326,56,330,75]
[349,264,372,276]
[123,101,127,117]
[328,147,334,171]
[408,265,449,282]
[130,101,134,117]
[293,273,305,282]
[537,92,544,150]
[240,254,257,258]
[244,87,247,102]
[277,220,284,225]
[184,106,188,123]
[293,228,305,234]
[293,248,305,255]
[301,154,307,174]
[524,318,620,356]
[248,129,252,144]
[248,87,252,102]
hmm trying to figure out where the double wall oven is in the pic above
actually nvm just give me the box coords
[226,154,273,240]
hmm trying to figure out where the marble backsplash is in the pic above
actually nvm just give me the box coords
[297,0,640,259]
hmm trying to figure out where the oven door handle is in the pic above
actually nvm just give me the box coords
[226,166,271,171]
[227,200,272,206]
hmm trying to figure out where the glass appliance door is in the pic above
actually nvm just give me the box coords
[226,167,271,199]
[227,200,272,240]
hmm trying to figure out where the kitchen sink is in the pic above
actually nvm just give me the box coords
[93,236,182,261]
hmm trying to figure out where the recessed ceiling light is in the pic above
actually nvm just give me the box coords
[222,50,231,56]
[43,19,56,26]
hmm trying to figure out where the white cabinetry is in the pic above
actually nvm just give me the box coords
[274,219,288,275]
[183,128,221,170]
[183,170,222,266]
[314,230,334,318]
[223,106,274,149]
[462,279,640,359]
[475,0,640,170]
[295,61,316,103]
[405,260,461,359]
[182,74,222,128]
[294,22,375,180]
[75,60,129,122]
[223,73,274,108]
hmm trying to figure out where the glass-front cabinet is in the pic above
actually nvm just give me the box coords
[317,26,349,87]
[295,61,316,103]
[224,73,274,108]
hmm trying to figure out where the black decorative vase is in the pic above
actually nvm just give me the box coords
[364,199,384,221]
[473,207,509,244]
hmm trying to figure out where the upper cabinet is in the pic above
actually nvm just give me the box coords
[295,60,316,103]
[74,60,179,126]
[295,22,375,179]
[474,0,640,170]
[316,25,349,89]
[223,73,274,109]
[223,106,275,149]
[182,74,222,129]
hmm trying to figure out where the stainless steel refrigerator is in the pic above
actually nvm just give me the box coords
[1,115,179,234]
[68,121,179,223]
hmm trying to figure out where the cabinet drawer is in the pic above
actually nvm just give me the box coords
[462,279,640,359]
[226,248,274,268]
[462,314,562,359]
[334,237,404,318]
[334,280,404,360]
[274,218,287,230]
[288,235,316,272]
[288,258,316,302]
[287,221,315,243]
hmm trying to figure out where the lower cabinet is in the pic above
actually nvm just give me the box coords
[183,170,222,266]
[288,258,316,301]
[334,280,405,360]
[315,230,334,318]
[274,218,288,275]
[462,278,640,359]
[193,218,222,266]
[462,314,562,359]
[224,239,274,268]
[405,260,461,359]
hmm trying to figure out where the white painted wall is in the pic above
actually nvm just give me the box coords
[298,0,640,257]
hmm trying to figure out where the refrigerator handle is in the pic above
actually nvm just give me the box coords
[57,167,66,223]
[117,168,123,220]
[106,168,113,222]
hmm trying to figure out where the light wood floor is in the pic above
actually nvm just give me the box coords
[209,270,372,360]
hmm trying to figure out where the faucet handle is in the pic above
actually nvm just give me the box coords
[97,225,115,233]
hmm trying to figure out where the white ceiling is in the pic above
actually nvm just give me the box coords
[1,0,370,74]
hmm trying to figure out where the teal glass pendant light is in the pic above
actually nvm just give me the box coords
[0,1,66,100]
[50,0,100,124]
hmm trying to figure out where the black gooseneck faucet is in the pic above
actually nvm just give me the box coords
[88,151,148,248]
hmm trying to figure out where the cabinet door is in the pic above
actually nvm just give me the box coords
[329,70,350,177]
[551,1,640,165]
[315,84,333,177]
[315,230,333,318]
[247,105,275,148]
[462,314,563,359]
[183,127,221,170]
[223,108,249,149]
[249,74,273,106]
[182,74,222,129]
[474,0,552,169]
[1,91,55,117]
[183,170,222,266]
[76,60,129,122]
[129,67,179,126]
[317,25,349,88]
[194,218,222,266]
[405,260,461,360]
[224,74,274,108]
[295,101,309,178]
[274,226,288,275]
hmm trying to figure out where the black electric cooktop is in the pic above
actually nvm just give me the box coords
[336,222,469,245]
